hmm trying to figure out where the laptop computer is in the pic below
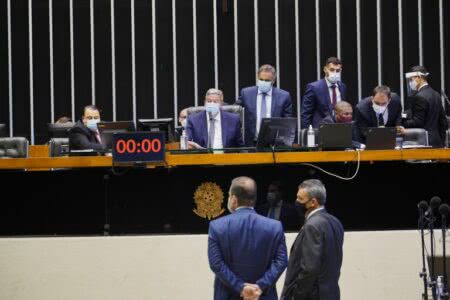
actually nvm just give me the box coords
[365,127,396,150]
[318,123,353,150]
[97,121,136,150]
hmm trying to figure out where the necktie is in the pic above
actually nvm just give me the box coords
[208,115,216,148]
[331,84,337,107]
[95,131,102,143]
[378,113,385,127]
[260,92,267,121]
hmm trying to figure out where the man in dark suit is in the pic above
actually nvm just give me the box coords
[256,181,300,231]
[354,85,402,143]
[301,57,347,129]
[281,179,344,300]
[237,64,293,146]
[208,176,288,300]
[401,66,448,147]
[69,105,105,151]
[320,101,362,148]
[186,89,243,148]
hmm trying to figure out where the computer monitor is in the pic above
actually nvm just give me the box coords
[137,118,175,142]
[47,122,74,138]
[256,117,297,149]
[0,124,7,137]
[97,121,136,150]
[318,123,353,150]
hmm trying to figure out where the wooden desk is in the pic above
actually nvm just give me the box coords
[0,148,449,170]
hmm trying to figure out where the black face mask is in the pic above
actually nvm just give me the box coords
[295,201,307,216]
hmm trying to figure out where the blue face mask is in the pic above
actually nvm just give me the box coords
[205,102,220,115]
[257,80,272,93]
[86,119,100,131]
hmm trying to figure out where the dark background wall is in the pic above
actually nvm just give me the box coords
[0,0,449,144]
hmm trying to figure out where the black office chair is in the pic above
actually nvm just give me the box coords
[48,138,70,157]
[0,137,29,158]
[186,105,245,142]
[47,122,74,139]
[402,128,429,146]
[0,124,7,137]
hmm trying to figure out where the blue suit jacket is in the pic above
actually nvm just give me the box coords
[208,208,288,300]
[186,110,243,148]
[301,79,347,129]
[238,86,293,146]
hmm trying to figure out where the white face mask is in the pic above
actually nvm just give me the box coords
[409,79,418,91]
[180,119,187,128]
[372,103,387,114]
[86,119,100,131]
[227,196,235,214]
[327,72,341,84]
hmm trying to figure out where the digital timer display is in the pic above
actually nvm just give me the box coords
[112,132,165,163]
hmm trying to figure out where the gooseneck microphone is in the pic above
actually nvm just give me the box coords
[429,196,442,300]
[439,203,450,300]
[418,200,429,300]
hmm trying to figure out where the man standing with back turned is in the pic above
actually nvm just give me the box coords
[208,176,288,300]
[281,179,344,300]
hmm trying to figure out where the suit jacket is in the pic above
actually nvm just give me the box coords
[402,85,448,147]
[186,110,243,148]
[256,201,301,231]
[238,86,293,146]
[301,79,347,129]
[281,209,344,300]
[68,120,105,151]
[354,93,402,143]
[208,208,288,300]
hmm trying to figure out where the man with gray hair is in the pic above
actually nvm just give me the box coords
[238,64,293,146]
[186,88,243,149]
[208,176,288,300]
[281,179,344,300]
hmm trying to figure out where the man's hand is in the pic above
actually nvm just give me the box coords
[240,283,262,300]
[187,141,204,149]
[396,126,405,134]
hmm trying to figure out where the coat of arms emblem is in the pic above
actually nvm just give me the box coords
[193,182,225,220]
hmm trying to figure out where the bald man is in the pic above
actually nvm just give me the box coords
[320,101,353,125]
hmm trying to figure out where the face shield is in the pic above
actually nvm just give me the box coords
[405,71,429,96]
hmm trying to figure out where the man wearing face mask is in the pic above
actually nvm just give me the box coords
[68,105,106,151]
[186,89,243,149]
[256,181,300,231]
[354,85,402,143]
[208,176,288,300]
[237,64,293,146]
[281,179,344,300]
[301,57,347,129]
[400,66,448,147]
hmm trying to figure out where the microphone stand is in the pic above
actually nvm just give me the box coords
[419,206,430,300]
[431,210,438,300]
[441,205,449,300]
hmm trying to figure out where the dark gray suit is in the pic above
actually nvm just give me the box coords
[281,209,344,300]
[402,85,448,147]
[354,93,402,143]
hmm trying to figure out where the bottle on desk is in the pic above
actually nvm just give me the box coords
[180,130,188,150]
[307,125,315,147]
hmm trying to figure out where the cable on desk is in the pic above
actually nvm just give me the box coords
[299,149,361,181]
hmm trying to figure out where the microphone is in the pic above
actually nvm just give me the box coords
[429,196,442,300]
[439,203,450,299]
[418,200,429,212]
[426,196,442,217]
[440,203,450,218]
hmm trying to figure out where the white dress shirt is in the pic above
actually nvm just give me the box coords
[256,88,273,135]
[306,206,325,220]
[206,111,223,149]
